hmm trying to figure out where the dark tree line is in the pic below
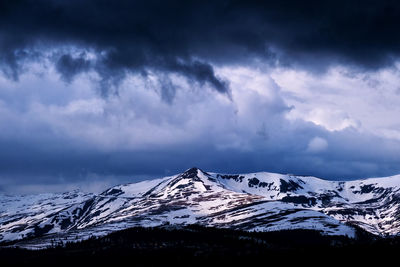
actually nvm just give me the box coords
[0,225,398,266]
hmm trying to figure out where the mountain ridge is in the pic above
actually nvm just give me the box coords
[2,167,400,248]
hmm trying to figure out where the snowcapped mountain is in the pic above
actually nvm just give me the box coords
[2,167,400,247]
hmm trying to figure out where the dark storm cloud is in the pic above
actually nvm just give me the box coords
[3,0,400,193]
[1,0,400,91]
[55,53,91,83]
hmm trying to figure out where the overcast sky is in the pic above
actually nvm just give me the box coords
[2,0,400,193]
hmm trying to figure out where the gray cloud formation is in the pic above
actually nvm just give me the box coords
[1,1,400,193]
[1,66,400,194]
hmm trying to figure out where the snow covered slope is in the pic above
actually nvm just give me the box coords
[2,167,400,247]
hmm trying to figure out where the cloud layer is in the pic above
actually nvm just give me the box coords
[2,1,400,88]
[1,1,400,192]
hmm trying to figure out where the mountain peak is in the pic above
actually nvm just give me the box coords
[181,167,202,178]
